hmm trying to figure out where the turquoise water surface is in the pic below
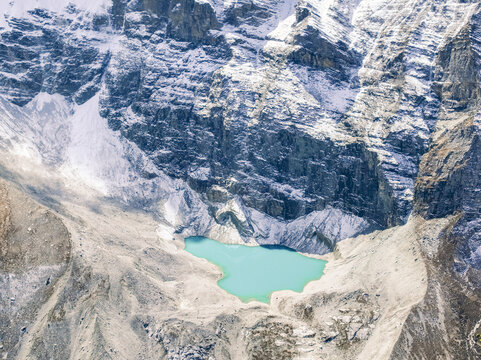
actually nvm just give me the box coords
[184,237,327,303]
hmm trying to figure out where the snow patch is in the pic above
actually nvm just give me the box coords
[60,94,132,194]
[188,166,211,181]
[4,0,111,17]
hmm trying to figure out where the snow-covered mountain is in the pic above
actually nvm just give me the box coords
[0,0,480,359]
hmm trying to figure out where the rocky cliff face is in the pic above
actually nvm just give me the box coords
[0,0,480,359]
[0,0,473,246]
[0,0,447,250]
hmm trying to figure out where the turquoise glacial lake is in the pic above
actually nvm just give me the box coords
[184,237,327,303]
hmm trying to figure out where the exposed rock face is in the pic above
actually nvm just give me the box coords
[392,15,481,357]
[391,226,481,359]
[4,0,468,250]
[153,317,236,359]
[245,319,298,359]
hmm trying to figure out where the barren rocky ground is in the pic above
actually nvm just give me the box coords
[0,0,481,358]
[0,150,478,359]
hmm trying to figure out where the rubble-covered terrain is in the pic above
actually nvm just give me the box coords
[0,0,480,359]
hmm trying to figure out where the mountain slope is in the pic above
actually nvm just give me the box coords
[0,0,480,359]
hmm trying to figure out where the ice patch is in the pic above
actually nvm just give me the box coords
[0,93,71,165]
[164,192,184,226]
[60,94,132,194]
